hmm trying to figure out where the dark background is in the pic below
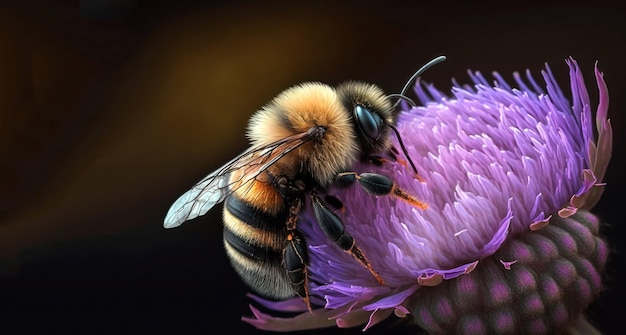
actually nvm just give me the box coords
[1,1,624,334]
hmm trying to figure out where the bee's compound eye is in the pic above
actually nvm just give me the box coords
[355,105,382,140]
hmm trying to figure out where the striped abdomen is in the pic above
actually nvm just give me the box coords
[222,190,296,299]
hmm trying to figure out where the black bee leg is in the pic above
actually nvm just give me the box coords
[335,172,428,209]
[282,196,313,312]
[367,155,389,167]
[311,194,385,285]
[323,194,345,213]
[283,230,311,311]
[368,151,426,183]
[274,175,306,198]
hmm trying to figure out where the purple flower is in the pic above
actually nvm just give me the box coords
[243,58,611,334]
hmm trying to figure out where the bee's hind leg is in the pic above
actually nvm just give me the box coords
[283,228,312,312]
[277,175,317,313]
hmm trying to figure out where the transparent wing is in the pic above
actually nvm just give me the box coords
[163,131,315,228]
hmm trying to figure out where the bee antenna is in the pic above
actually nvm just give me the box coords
[387,93,416,108]
[386,56,446,175]
[392,55,447,108]
[389,124,419,175]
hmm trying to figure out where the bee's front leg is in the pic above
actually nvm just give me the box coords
[310,193,385,285]
[335,172,428,209]
[368,149,426,183]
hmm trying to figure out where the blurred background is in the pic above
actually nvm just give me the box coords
[1,1,624,334]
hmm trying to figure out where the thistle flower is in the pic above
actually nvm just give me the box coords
[243,58,611,334]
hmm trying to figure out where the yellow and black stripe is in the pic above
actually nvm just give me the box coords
[222,192,295,299]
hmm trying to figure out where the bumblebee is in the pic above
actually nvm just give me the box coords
[164,56,446,309]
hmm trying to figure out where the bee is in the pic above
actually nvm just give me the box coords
[164,56,446,309]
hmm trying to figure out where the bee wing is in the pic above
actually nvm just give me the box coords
[163,131,314,228]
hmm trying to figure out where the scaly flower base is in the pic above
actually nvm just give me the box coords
[410,210,608,334]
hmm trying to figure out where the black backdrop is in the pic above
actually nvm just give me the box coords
[1,1,624,334]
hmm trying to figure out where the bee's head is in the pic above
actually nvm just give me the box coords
[336,82,397,157]
[337,81,423,176]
